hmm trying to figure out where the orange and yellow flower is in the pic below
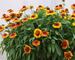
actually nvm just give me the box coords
[71,4,75,10]
[52,22,62,29]
[32,40,40,47]
[42,31,49,37]
[11,18,20,23]
[9,32,17,38]
[29,14,38,20]
[55,4,63,10]
[24,45,32,54]
[36,5,44,11]
[22,18,29,22]
[72,22,75,26]
[34,28,42,38]
[0,26,5,32]
[46,10,56,16]
[7,9,13,13]
[71,14,75,20]
[9,23,18,29]
[20,5,28,12]
[64,51,73,60]
[2,32,9,38]
[61,39,69,49]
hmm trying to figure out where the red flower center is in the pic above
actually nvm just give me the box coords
[54,23,59,26]
[25,47,30,52]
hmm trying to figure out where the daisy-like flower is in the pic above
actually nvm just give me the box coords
[11,18,20,23]
[42,31,49,37]
[2,14,11,21]
[0,26,5,32]
[72,22,75,26]
[71,4,75,10]
[32,40,40,47]
[24,45,32,54]
[16,13,22,18]
[9,32,17,38]
[22,18,29,22]
[61,39,69,49]
[9,23,18,29]
[46,10,56,16]
[7,9,13,13]
[55,4,63,10]
[20,5,28,12]
[64,51,73,60]
[36,5,44,11]
[10,13,17,19]
[34,28,42,38]
[2,32,9,38]
[52,22,62,29]
[29,14,38,20]
[71,14,75,20]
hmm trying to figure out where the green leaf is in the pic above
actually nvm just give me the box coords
[55,44,62,56]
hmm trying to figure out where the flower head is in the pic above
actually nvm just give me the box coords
[36,5,44,11]
[22,18,28,22]
[9,23,18,29]
[0,26,5,32]
[71,4,75,10]
[61,39,69,49]
[32,40,40,47]
[46,10,56,16]
[9,32,17,38]
[34,28,42,38]
[72,22,75,26]
[42,31,49,37]
[2,32,9,38]
[7,9,13,13]
[30,14,38,20]
[52,22,62,29]
[64,51,73,60]
[24,45,32,54]
[20,5,28,12]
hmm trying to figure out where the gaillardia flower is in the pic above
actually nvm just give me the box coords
[22,18,28,22]
[0,26,5,32]
[36,5,44,11]
[2,32,9,38]
[71,14,75,19]
[71,4,75,10]
[61,39,69,49]
[32,40,40,47]
[24,45,32,54]
[46,10,56,16]
[72,22,75,26]
[64,51,73,60]
[30,14,38,20]
[52,22,62,29]
[7,9,13,13]
[20,5,28,12]
[34,28,42,38]
[42,31,49,37]
[11,18,20,23]
[9,23,18,29]
[9,32,17,38]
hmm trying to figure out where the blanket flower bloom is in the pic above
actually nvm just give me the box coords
[61,39,69,49]
[52,22,62,29]
[2,32,9,38]
[24,45,32,54]
[9,32,17,38]
[64,51,73,60]
[32,40,40,47]
[34,28,42,38]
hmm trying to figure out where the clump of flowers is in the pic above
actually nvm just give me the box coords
[0,4,75,60]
